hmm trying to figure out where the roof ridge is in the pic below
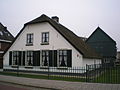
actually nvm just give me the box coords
[97,27,116,43]
[26,14,50,25]
[4,14,101,59]
[86,27,116,44]
[0,22,14,41]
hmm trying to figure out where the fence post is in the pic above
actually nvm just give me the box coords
[48,66,50,79]
[86,64,88,82]
[17,60,19,77]
[17,65,19,76]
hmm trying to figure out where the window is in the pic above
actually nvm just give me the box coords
[0,31,3,36]
[12,51,19,65]
[41,32,49,44]
[26,33,33,45]
[58,50,72,67]
[26,51,33,66]
[42,50,49,66]
[59,50,67,67]
[9,51,22,66]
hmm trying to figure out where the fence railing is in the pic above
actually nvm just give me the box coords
[86,64,120,84]
[2,64,120,84]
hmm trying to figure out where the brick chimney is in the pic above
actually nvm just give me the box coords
[51,16,59,22]
[4,27,7,30]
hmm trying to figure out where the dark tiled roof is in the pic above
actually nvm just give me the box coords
[5,14,101,59]
[0,23,14,42]
[26,14,101,59]
[86,27,116,44]
[79,37,87,41]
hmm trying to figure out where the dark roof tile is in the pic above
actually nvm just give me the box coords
[4,14,101,59]
[26,14,101,59]
[0,23,14,42]
[86,27,116,44]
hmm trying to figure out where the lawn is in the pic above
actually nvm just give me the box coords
[0,71,86,82]
[93,66,120,84]
[1,66,119,84]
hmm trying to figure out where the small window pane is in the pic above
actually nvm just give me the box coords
[42,32,49,43]
[46,33,49,37]
[26,51,33,66]
[59,50,67,67]
[26,34,33,45]
[13,51,19,65]
[59,51,62,55]
[63,51,67,55]
[42,50,49,66]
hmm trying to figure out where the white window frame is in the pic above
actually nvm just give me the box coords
[41,50,49,67]
[25,51,33,66]
[26,33,33,45]
[41,32,49,44]
[12,51,19,66]
[57,49,68,67]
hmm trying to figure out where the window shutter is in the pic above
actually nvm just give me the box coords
[22,51,25,66]
[54,50,57,67]
[33,51,35,66]
[37,51,40,66]
[18,51,22,66]
[48,50,57,67]
[9,51,12,65]
[49,50,52,67]
[67,50,72,67]
[33,51,40,66]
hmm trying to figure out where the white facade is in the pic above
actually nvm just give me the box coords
[3,22,101,70]
[83,58,101,66]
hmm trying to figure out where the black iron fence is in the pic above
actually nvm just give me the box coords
[47,67,86,81]
[3,63,120,84]
[86,63,120,84]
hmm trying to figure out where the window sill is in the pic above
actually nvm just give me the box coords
[11,65,18,68]
[41,42,49,45]
[40,66,49,69]
[24,66,33,69]
[26,43,33,46]
[57,67,68,70]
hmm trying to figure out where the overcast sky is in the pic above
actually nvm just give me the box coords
[0,0,120,50]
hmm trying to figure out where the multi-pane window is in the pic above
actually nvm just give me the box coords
[13,51,19,65]
[42,32,49,44]
[42,50,49,66]
[9,50,71,67]
[59,50,67,67]
[26,51,33,66]
[26,33,33,45]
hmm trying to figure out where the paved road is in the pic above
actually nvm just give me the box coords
[0,82,29,90]
[0,82,50,90]
[0,75,120,90]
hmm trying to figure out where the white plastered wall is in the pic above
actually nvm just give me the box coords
[3,22,83,68]
[83,58,101,67]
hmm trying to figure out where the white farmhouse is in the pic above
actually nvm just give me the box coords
[3,14,101,71]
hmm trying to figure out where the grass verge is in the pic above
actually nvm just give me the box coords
[0,71,86,82]
[93,66,120,84]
